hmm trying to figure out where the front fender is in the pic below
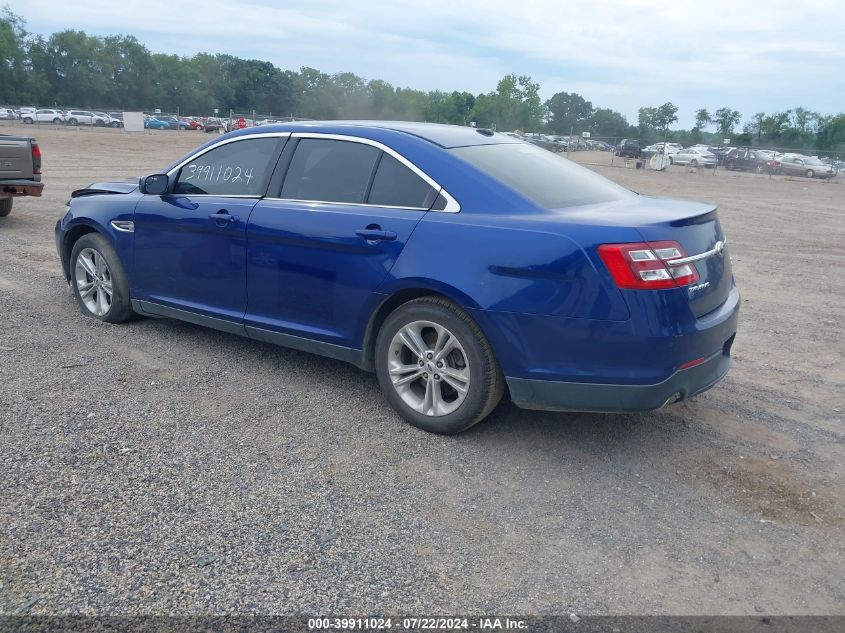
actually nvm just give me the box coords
[56,194,139,282]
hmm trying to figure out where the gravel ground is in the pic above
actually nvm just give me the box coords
[1,126,844,615]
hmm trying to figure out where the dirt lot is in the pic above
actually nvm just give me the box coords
[1,125,844,615]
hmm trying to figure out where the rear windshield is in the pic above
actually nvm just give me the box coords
[451,143,632,209]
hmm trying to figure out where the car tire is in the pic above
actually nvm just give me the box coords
[70,233,135,323]
[110,121,120,128]
[726,160,735,170]
[68,118,78,126]
[690,159,698,168]
[668,156,674,165]
[806,169,815,178]
[94,120,104,127]
[53,118,63,125]
[0,197,12,217]
[375,296,505,434]
[23,117,33,124]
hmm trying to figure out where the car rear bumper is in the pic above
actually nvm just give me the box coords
[507,338,733,412]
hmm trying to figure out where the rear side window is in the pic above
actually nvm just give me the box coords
[452,143,632,209]
[281,139,379,203]
[368,153,438,208]
[174,137,278,196]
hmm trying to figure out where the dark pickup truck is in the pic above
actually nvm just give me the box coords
[0,135,43,217]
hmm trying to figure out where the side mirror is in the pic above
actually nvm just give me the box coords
[140,173,169,195]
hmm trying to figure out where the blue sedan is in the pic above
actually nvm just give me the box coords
[55,122,739,433]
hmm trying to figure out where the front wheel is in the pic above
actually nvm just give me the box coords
[690,159,698,168]
[70,233,135,323]
[0,197,12,217]
[23,117,33,124]
[53,118,63,125]
[806,169,815,178]
[110,121,120,128]
[375,297,505,434]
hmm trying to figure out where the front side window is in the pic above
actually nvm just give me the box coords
[174,137,279,196]
[281,138,379,203]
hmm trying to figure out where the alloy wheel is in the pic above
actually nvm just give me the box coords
[387,320,470,417]
[74,248,113,316]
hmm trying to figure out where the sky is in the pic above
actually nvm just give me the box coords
[17,0,844,128]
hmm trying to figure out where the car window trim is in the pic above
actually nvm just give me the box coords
[165,132,289,197]
[266,132,460,213]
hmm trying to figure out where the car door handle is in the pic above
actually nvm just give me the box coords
[355,228,397,241]
[208,210,239,223]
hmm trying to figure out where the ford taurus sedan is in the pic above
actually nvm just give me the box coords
[55,122,739,434]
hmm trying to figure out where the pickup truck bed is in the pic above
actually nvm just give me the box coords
[0,134,43,217]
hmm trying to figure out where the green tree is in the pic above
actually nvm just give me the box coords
[694,108,711,130]
[713,107,741,135]
[546,91,593,134]
[0,5,30,102]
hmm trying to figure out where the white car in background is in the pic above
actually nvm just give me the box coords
[643,142,681,156]
[22,109,65,124]
[65,110,111,127]
[0,108,18,120]
[670,147,718,167]
[93,111,122,128]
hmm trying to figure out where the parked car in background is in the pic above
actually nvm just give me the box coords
[641,142,680,159]
[203,117,226,133]
[144,116,171,130]
[724,148,775,173]
[702,146,732,164]
[23,109,65,125]
[670,147,718,168]
[55,121,738,434]
[93,111,122,128]
[526,134,560,152]
[616,138,641,158]
[179,117,203,130]
[777,155,836,179]
[65,110,111,127]
[0,108,18,120]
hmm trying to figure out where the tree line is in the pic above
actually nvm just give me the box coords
[1,6,843,152]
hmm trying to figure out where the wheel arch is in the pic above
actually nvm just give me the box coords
[360,281,485,372]
[61,222,103,280]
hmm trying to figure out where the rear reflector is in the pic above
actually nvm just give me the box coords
[678,357,706,370]
[598,240,700,290]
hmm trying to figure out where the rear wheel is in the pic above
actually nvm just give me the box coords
[0,198,12,217]
[375,297,504,434]
[690,159,698,167]
[68,118,78,126]
[53,118,63,124]
[94,119,105,127]
[806,169,815,178]
[23,117,33,124]
[70,233,135,323]
[110,121,120,128]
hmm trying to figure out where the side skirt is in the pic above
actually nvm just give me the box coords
[132,300,368,370]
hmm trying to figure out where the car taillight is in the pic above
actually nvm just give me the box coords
[598,240,699,290]
[31,142,42,175]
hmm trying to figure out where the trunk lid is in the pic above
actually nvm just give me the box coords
[559,195,733,318]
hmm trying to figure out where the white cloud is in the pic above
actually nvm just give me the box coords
[18,0,844,125]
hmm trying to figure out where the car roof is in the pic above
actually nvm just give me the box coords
[227,121,523,149]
